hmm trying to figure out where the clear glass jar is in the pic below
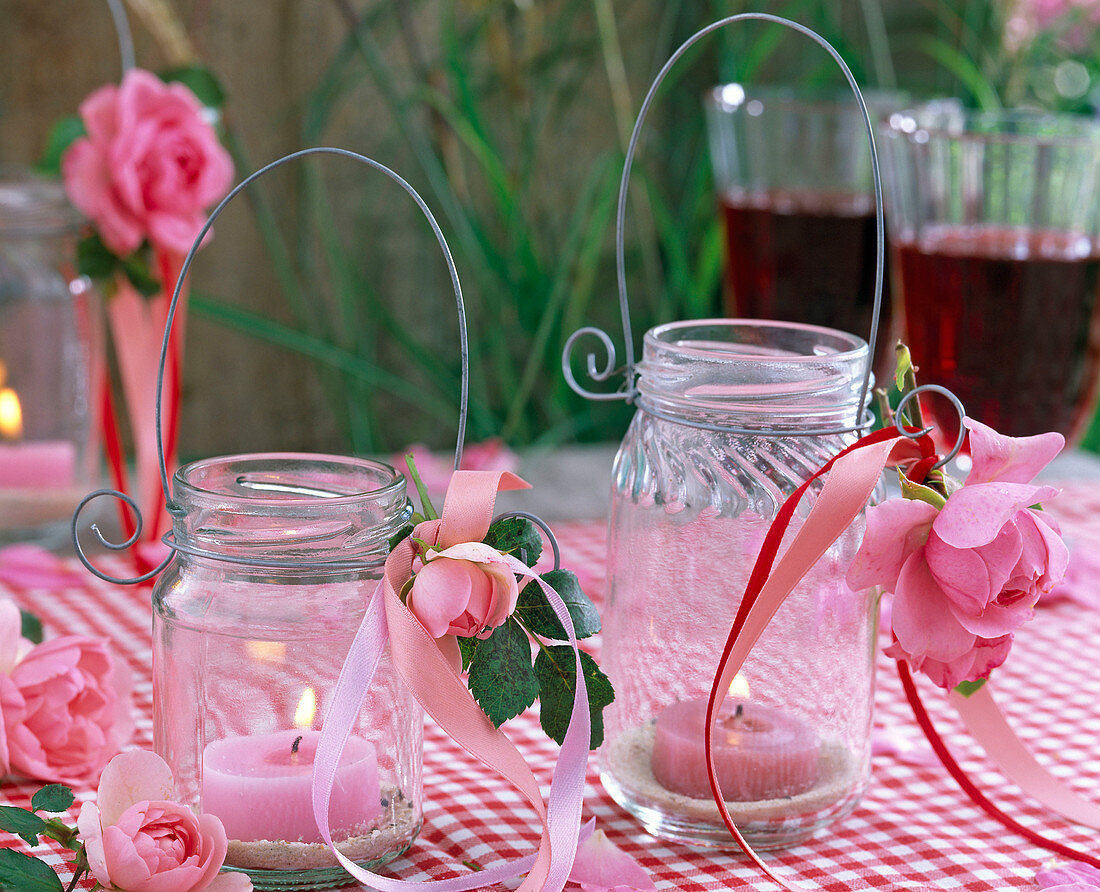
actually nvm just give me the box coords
[152,453,421,890]
[599,320,878,850]
[0,166,99,544]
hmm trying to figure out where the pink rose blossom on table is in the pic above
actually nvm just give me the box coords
[847,418,1068,689]
[1036,860,1100,889]
[0,597,133,783]
[78,749,252,891]
[62,68,233,256]
[568,827,655,892]
[406,541,520,639]
[6,634,134,784]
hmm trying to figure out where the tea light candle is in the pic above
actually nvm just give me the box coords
[0,387,76,490]
[651,698,820,801]
[201,729,382,844]
[0,441,77,489]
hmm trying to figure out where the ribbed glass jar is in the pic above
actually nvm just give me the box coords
[0,166,98,544]
[599,320,878,850]
[152,453,420,890]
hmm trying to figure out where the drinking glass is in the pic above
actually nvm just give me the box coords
[704,85,906,379]
[879,105,1100,440]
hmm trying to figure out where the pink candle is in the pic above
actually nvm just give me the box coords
[201,730,382,844]
[651,699,820,801]
[0,441,76,489]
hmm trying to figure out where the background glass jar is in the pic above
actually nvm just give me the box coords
[152,453,420,890]
[0,166,99,544]
[599,320,878,850]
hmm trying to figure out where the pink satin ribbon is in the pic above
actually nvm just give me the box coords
[312,471,591,891]
[949,684,1100,830]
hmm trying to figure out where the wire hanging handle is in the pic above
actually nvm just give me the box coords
[562,13,886,426]
[73,147,471,584]
[104,0,135,74]
[895,384,967,471]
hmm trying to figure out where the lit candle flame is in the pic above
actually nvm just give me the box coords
[294,687,317,729]
[729,673,750,700]
[0,388,23,441]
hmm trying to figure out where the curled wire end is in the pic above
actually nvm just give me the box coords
[493,510,561,572]
[562,327,631,402]
[895,384,967,471]
[71,489,173,585]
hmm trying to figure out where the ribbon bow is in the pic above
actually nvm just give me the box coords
[311,470,591,892]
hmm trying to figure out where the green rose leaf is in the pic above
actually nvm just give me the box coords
[0,848,63,891]
[0,806,47,847]
[954,678,987,698]
[483,517,542,567]
[467,619,539,727]
[34,115,86,178]
[457,636,479,672]
[76,234,118,282]
[515,570,600,640]
[160,65,227,109]
[533,646,615,749]
[121,252,161,298]
[388,523,414,552]
[19,610,43,646]
[31,786,73,815]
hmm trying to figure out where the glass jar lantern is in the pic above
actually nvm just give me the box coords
[597,320,877,850]
[0,167,99,543]
[152,453,421,889]
[561,14,890,851]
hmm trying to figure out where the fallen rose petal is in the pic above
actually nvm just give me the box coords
[207,873,255,891]
[0,544,88,590]
[1036,860,1100,889]
[568,828,655,892]
[871,727,939,767]
[1044,545,1100,608]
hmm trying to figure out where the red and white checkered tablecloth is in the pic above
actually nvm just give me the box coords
[3,479,1099,890]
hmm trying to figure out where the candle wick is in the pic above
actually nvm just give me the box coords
[734,703,744,720]
[291,735,303,756]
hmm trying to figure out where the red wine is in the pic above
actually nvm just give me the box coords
[896,226,1100,439]
[720,191,894,376]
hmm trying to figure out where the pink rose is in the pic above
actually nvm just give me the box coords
[62,68,233,256]
[4,633,133,784]
[78,750,252,892]
[406,542,520,639]
[848,418,1068,689]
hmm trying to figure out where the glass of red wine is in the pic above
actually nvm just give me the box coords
[704,84,908,383]
[879,105,1100,441]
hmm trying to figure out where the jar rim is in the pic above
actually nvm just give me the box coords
[644,318,870,363]
[173,452,406,507]
[885,105,1100,150]
[0,166,84,235]
[706,82,910,116]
